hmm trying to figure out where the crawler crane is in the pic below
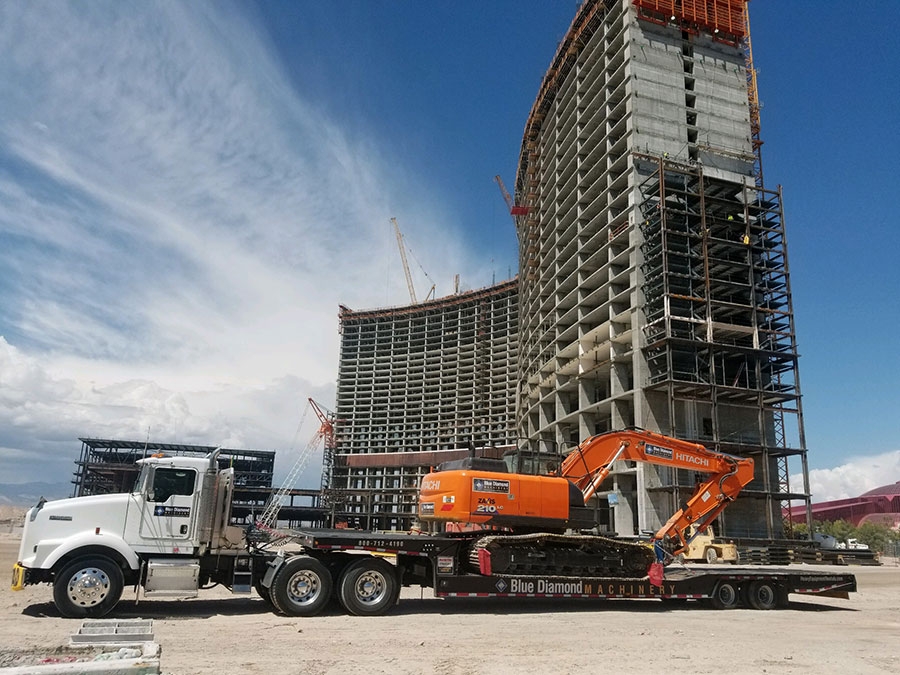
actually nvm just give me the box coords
[417,429,755,578]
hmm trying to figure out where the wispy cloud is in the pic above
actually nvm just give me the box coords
[0,1,481,485]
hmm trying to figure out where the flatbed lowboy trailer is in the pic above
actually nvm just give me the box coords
[265,529,857,616]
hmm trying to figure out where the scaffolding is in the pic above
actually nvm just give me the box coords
[72,438,326,527]
[637,156,809,536]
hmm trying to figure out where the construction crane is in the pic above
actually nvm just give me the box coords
[390,217,435,304]
[494,174,528,240]
[391,217,418,303]
[257,398,335,531]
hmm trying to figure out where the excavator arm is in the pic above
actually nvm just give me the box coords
[558,429,754,553]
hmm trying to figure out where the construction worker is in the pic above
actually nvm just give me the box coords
[742,233,751,245]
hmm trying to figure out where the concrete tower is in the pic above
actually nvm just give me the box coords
[514,0,809,538]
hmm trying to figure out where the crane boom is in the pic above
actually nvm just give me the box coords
[391,217,417,304]
[493,174,514,213]
[257,398,335,531]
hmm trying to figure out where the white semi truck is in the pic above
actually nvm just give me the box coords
[11,449,858,618]
[10,450,263,617]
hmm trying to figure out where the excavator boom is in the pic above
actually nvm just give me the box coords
[558,429,754,551]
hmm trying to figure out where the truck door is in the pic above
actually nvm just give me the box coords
[139,466,199,543]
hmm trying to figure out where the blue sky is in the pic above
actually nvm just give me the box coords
[1,1,898,501]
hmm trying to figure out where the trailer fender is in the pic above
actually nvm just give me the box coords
[41,532,141,573]
[261,554,285,590]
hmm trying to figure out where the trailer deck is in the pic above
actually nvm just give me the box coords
[283,528,857,612]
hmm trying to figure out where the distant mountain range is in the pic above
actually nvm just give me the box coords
[0,482,72,507]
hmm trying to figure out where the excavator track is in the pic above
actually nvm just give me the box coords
[470,532,654,579]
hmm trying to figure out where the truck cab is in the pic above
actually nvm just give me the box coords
[12,450,247,617]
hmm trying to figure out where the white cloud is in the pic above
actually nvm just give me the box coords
[791,450,900,503]
[0,337,332,485]
[0,1,489,487]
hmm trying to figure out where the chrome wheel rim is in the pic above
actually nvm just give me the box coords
[66,567,111,607]
[354,570,388,606]
[287,570,321,606]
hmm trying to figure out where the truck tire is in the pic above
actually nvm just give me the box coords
[270,556,332,617]
[337,557,399,617]
[253,577,275,607]
[708,581,739,609]
[705,547,718,564]
[745,580,781,610]
[53,557,124,618]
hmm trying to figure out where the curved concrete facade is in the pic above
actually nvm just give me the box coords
[514,0,808,538]
[331,280,518,530]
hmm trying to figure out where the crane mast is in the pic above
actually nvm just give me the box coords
[391,217,417,304]
[257,398,335,531]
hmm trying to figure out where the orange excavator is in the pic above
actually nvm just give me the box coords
[417,428,754,577]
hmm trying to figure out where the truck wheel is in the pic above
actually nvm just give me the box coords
[705,547,718,564]
[253,578,275,607]
[708,581,739,609]
[53,557,124,618]
[745,580,781,610]
[337,558,399,617]
[270,556,332,617]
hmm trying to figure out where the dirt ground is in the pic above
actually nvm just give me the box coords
[1,529,898,675]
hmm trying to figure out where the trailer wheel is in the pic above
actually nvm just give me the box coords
[745,580,781,610]
[53,557,124,618]
[708,581,739,609]
[337,558,399,617]
[270,556,332,617]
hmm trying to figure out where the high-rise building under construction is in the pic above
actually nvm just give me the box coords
[330,281,519,530]
[514,0,808,538]
[327,0,810,538]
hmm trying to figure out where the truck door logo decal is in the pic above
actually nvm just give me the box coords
[153,505,191,518]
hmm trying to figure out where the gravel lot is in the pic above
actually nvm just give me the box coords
[1,528,899,674]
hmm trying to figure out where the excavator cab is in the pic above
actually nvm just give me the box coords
[418,464,597,532]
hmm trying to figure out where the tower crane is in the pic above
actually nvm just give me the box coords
[494,174,528,240]
[391,217,417,304]
[390,217,435,303]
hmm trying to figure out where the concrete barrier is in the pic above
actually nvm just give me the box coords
[0,642,159,675]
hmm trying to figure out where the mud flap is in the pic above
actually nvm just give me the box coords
[261,554,285,590]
